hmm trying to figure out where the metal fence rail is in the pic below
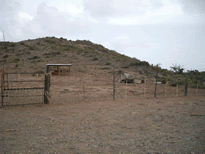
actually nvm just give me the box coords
[0,72,48,106]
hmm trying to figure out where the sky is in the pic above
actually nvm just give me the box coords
[0,0,205,71]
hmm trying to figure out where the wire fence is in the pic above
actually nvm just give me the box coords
[0,73,45,106]
[49,74,205,105]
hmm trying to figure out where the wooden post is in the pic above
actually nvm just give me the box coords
[44,65,50,104]
[165,81,167,97]
[7,73,9,88]
[141,84,143,98]
[83,83,85,101]
[196,81,198,95]
[144,81,146,98]
[184,74,188,96]
[176,83,178,96]
[113,65,115,100]
[57,66,60,75]
[1,72,4,106]
[125,81,127,100]
[154,65,158,98]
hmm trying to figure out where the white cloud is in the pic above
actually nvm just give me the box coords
[18,11,34,23]
[0,0,205,71]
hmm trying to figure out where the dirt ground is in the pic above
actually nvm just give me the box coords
[0,74,205,153]
[1,94,205,153]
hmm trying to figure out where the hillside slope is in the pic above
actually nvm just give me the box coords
[0,36,173,81]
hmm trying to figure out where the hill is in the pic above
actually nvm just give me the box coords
[0,36,185,82]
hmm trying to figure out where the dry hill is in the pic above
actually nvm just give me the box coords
[0,36,175,81]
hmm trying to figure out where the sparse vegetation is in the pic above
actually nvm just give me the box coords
[10,43,16,47]
[13,58,20,63]
[130,61,150,67]
[121,66,130,69]
[3,55,8,58]
[28,56,40,60]
[105,62,111,65]
[20,42,25,45]
[92,57,98,61]
[26,51,31,54]
[29,46,35,50]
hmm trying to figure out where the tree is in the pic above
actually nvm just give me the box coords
[170,63,184,74]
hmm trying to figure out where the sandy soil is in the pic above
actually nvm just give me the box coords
[0,75,205,153]
[0,94,205,153]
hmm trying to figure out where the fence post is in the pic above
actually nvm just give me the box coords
[196,81,198,95]
[144,79,146,98]
[113,65,115,100]
[154,65,158,98]
[165,81,167,97]
[1,72,4,106]
[125,80,127,100]
[184,74,188,96]
[176,83,178,96]
[44,65,50,104]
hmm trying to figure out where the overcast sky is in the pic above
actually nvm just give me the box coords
[0,0,205,71]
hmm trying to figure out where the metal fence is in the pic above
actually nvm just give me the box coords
[48,72,205,105]
[0,72,46,106]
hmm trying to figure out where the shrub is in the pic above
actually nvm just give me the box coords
[3,55,8,58]
[43,52,51,56]
[118,69,123,75]
[29,46,35,50]
[13,58,20,63]
[101,67,110,70]
[10,43,16,47]
[16,53,23,56]
[106,62,111,65]
[15,64,18,67]
[28,56,40,60]
[121,66,129,69]
[20,42,25,45]
[45,39,56,44]
[26,51,31,54]
[92,57,98,61]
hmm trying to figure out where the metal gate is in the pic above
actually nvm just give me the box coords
[0,72,50,106]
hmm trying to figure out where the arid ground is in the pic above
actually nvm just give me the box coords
[0,74,205,154]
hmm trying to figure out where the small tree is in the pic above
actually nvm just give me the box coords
[170,63,184,74]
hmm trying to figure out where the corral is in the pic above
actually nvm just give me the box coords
[0,66,205,153]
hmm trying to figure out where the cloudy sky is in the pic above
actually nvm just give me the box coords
[0,0,205,71]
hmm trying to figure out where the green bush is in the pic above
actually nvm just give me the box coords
[43,52,51,56]
[29,46,35,50]
[3,55,8,58]
[15,64,18,67]
[106,62,111,65]
[20,42,25,45]
[92,57,98,61]
[45,39,56,44]
[26,51,31,54]
[118,69,123,74]
[10,43,16,47]
[13,58,20,63]
[130,61,149,67]
[121,66,130,69]
[16,53,23,56]
[28,56,40,60]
